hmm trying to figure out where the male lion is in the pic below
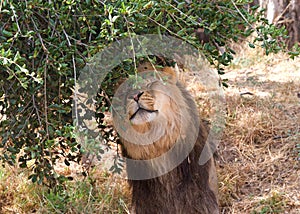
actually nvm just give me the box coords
[113,62,219,214]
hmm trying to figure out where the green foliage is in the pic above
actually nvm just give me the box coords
[40,173,129,213]
[288,43,300,60]
[251,192,286,214]
[0,164,129,213]
[0,0,297,188]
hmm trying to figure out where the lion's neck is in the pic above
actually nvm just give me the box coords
[128,145,219,214]
[131,122,151,133]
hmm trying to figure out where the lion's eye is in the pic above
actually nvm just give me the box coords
[147,80,160,89]
[146,83,153,88]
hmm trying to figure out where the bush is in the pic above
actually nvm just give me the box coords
[0,0,296,187]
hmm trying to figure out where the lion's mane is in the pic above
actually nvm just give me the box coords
[113,63,219,214]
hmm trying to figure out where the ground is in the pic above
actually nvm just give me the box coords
[217,48,300,213]
[0,48,299,213]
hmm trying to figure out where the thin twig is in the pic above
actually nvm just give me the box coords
[44,54,49,139]
[31,17,49,54]
[15,108,35,138]
[73,54,79,127]
[32,94,42,126]
[9,2,21,34]
[240,91,254,96]
[61,23,72,47]
[274,1,292,25]
[273,135,290,140]
[230,0,255,29]
[124,16,137,76]
[162,0,201,27]
[230,0,264,39]
[0,0,3,13]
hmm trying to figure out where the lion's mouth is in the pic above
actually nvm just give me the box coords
[130,107,158,121]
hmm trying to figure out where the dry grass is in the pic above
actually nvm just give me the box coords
[0,165,130,214]
[216,46,300,213]
[0,165,39,213]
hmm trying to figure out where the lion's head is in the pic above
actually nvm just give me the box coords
[112,62,199,161]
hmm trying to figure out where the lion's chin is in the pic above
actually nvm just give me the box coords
[129,109,158,125]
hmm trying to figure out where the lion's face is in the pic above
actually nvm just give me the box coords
[126,79,175,128]
[112,64,198,160]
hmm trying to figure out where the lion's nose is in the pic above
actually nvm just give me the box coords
[133,91,144,102]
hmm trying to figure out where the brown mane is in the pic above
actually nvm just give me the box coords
[114,63,219,214]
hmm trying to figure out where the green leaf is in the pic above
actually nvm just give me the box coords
[2,30,13,37]
[29,174,37,183]
[249,43,255,48]
[7,147,17,153]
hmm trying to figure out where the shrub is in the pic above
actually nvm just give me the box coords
[0,0,296,187]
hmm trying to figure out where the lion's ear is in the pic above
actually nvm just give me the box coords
[162,66,177,84]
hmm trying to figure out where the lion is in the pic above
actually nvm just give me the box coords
[112,62,219,214]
